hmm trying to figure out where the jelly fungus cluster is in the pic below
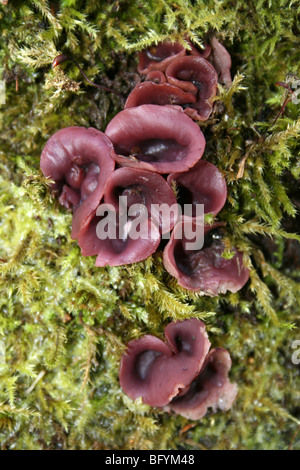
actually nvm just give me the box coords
[40,38,243,420]
[41,37,249,296]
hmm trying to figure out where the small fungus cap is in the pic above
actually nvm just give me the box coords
[163,221,250,295]
[124,81,196,110]
[138,41,186,75]
[165,56,218,120]
[169,347,238,420]
[167,160,227,217]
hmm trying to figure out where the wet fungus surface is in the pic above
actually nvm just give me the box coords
[165,56,218,120]
[167,160,227,217]
[168,347,238,419]
[119,318,211,407]
[105,104,206,174]
[163,222,250,295]
[103,167,178,234]
[138,41,186,74]
[40,126,115,240]
[77,213,161,267]
[124,81,196,109]
[40,38,248,291]
[119,319,238,419]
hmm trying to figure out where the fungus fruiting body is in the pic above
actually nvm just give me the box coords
[124,81,196,109]
[163,222,249,295]
[105,104,206,174]
[119,319,238,419]
[210,37,232,86]
[103,167,178,234]
[165,56,218,120]
[119,318,211,407]
[76,166,179,266]
[40,126,115,239]
[168,347,238,419]
[77,213,161,267]
[167,160,227,217]
[145,70,167,84]
[39,37,249,296]
[138,42,186,74]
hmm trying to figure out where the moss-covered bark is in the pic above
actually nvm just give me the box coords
[0,0,299,450]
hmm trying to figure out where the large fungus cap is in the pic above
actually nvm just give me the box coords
[105,105,206,174]
[169,347,238,420]
[138,41,186,75]
[124,81,196,110]
[165,56,218,121]
[40,126,115,239]
[119,318,210,407]
[167,160,227,217]
[104,167,178,235]
[163,221,250,295]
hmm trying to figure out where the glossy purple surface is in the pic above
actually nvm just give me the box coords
[124,81,196,110]
[105,105,206,174]
[138,41,186,74]
[104,167,178,234]
[167,160,227,216]
[77,213,161,267]
[40,126,115,239]
[163,221,250,294]
[169,348,238,419]
[119,318,210,407]
[165,56,218,120]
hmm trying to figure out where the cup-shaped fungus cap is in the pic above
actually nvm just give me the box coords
[104,167,178,235]
[124,82,196,110]
[165,56,218,121]
[138,41,186,75]
[119,318,210,407]
[77,207,161,267]
[167,160,227,217]
[40,126,115,239]
[168,348,238,420]
[163,222,250,295]
[105,105,206,174]
[210,37,232,86]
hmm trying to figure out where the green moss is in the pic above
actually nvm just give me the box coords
[0,0,299,450]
